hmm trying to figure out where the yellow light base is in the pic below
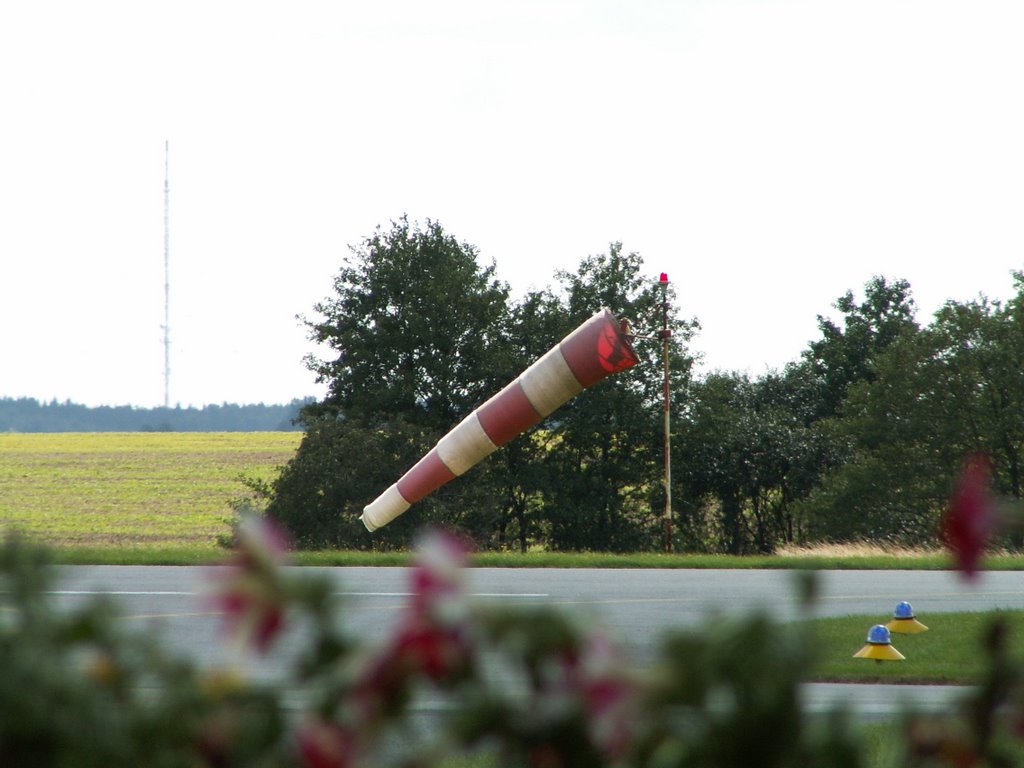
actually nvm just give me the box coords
[886,617,929,634]
[853,642,906,661]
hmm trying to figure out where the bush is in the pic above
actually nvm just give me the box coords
[263,417,432,550]
[3,519,1024,767]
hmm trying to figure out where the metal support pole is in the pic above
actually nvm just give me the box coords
[163,140,171,409]
[659,273,672,553]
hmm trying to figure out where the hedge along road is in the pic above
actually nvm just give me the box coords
[49,565,1024,717]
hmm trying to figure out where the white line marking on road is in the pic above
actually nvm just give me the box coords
[50,590,194,596]
[48,590,550,598]
[340,592,549,598]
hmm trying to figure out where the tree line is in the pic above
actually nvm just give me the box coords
[254,216,1023,554]
[0,398,311,432]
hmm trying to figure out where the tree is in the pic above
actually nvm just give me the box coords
[259,417,432,549]
[800,275,1024,547]
[802,275,918,420]
[269,229,700,552]
[477,289,571,552]
[664,276,917,554]
[719,276,925,548]
[267,217,513,546]
[541,244,697,551]
[301,215,511,429]
[676,372,826,554]
[935,278,1024,513]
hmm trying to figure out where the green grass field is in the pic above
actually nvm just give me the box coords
[0,432,300,551]
[805,609,1024,684]
[6,430,1024,572]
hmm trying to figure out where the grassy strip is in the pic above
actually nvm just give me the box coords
[48,546,230,566]
[35,546,1024,569]
[294,549,1024,571]
[805,609,1024,684]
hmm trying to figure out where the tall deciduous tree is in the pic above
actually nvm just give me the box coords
[478,289,571,552]
[268,228,701,552]
[677,372,827,554]
[802,275,918,420]
[259,416,433,549]
[802,274,1024,547]
[673,276,919,554]
[542,244,697,551]
[302,215,511,429]
[267,217,512,547]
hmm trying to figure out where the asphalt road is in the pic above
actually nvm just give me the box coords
[48,565,1024,717]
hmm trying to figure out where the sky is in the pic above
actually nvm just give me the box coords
[2,1,1022,408]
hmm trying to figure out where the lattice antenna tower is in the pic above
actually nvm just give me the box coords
[163,140,171,408]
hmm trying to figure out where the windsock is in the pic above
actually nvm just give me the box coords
[360,308,639,531]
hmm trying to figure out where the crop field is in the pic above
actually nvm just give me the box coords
[0,432,300,550]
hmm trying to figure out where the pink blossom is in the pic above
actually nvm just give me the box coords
[407,527,471,619]
[208,515,291,652]
[376,529,474,683]
[211,586,284,652]
[528,744,564,768]
[393,619,469,682]
[233,514,291,571]
[349,529,474,720]
[943,453,996,580]
[349,624,469,725]
[560,634,635,759]
[295,719,354,768]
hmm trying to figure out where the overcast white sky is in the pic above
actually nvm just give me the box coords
[2,1,1022,408]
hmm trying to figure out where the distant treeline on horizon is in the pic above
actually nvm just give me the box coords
[0,396,315,432]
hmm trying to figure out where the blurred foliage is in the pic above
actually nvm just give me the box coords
[0,533,286,766]
[6,526,1024,767]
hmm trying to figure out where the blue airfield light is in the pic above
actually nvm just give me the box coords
[853,623,906,661]
[886,601,929,634]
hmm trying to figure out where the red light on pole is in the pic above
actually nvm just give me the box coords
[659,272,669,284]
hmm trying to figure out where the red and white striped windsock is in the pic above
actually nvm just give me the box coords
[360,308,640,531]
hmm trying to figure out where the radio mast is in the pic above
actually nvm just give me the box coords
[163,140,171,408]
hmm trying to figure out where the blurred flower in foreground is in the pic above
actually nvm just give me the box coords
[563,633,636,760]
[408,527,471,623]
[296,719,354,768]
[943,453,996,581]
[209,515,291,652]
[401,529,474,681]
[348,528,475,728]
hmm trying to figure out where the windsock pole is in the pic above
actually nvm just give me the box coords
[658,273,672,553]
[360,308,639,532]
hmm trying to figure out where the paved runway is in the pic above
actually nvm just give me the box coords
[48,565,1024,717]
